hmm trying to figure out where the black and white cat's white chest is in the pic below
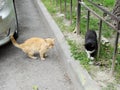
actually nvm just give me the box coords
[84,30,98,60]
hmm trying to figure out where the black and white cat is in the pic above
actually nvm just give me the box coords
[84,30,98,60]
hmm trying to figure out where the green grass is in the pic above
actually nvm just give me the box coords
[91,0,115,7]
[67,39,114,68]
[67,39,90,70]
[85,0,115,10]
[42,0,115,37]
[80,0,115,38]
[102,83,117,90]
[42,0,120,85]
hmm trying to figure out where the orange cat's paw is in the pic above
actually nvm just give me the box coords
[32,57,38,59]
[44,54,48,57]
[30,56,37,59]
[41,58,45,60]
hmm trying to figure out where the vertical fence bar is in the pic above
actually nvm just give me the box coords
[76,0,81,35]
[111,32,119,76]
[87,10,90,31]
[97,20,102,59]
[70,0,72,24]
[64,0,67,18]
[111,22,120,76]
[56,0,57,6]
[60,0,62,13]
[51,0,54,4]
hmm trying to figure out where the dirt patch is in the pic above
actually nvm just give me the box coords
[63,31,84,45]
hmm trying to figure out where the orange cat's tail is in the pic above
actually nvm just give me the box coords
[10,35,20,48]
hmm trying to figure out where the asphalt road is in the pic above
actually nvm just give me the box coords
[0,0,73,90]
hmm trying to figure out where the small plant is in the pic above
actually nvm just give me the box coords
[67,39,90,70]
[102,83,117,90]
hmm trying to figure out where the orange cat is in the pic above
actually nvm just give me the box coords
[10,35,55,60]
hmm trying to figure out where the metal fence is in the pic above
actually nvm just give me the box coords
[54,0,73,24]
[76,0,120,75]
[54,0,120,75]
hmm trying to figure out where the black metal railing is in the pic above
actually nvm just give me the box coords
[54,0,73,25]
[54,0,119,75]
[76,0,120,75]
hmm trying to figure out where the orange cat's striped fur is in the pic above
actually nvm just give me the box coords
[10,35,55,60]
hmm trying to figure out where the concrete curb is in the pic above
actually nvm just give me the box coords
[34,0,101,90]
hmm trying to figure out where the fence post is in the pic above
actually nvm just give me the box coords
[86,10,90,31]
[64,0,67,18]
[70,0,72,25]
[76,0,81,35]
[111,22,120,76]
[97,20,102,59]
[50,0,54,4]
[60,0,62,13]
[55,0,57,6]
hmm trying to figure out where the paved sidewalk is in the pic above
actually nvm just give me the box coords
[35,0,101,90]
[0,0,101,90]
[0,0,74,90]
